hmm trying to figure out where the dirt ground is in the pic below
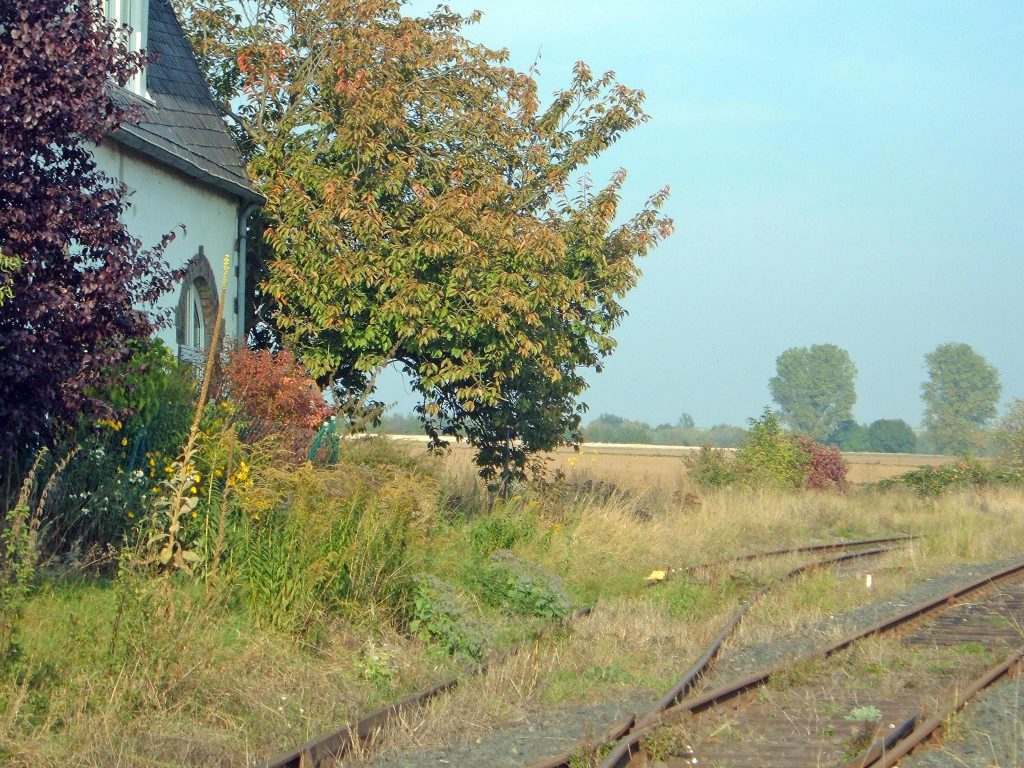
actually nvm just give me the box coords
[391,436,952,488]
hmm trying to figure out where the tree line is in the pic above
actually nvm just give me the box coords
[769,342,1003,455]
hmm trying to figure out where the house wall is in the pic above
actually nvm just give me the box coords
[92,140,244,351]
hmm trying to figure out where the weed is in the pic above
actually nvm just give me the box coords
[845,704,883,722]
[410,578,483,660]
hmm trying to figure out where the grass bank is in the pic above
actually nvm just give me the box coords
[2,440,1023,767]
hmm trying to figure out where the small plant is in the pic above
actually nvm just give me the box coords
[477,561,569,619]
[409,579,483,660]
[845,704,883,723]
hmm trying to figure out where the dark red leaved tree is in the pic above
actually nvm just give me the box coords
[0,0,177,467]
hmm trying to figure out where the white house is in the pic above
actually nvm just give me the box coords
[93,0,263,361]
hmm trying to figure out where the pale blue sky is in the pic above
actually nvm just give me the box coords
[382,0,1024,428]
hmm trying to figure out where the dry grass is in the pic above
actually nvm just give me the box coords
[4,448,1023,767]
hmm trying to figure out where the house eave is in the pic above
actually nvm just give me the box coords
[109,127,265,205]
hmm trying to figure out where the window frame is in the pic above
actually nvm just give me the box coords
[101,0,149,97]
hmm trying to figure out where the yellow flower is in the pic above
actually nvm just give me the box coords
[215,469,223,477]
[127,512,135,519]
[190,486,198,495]
[151,487,159,494]
[121,437,128,447]
[193,473,201,482]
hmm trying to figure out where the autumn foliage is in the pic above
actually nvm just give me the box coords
[218,347,331,430]
[0,0,175,462]
[174,0,672,486]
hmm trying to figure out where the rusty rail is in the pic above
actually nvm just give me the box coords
[866,645,1024,767]
[527,544,901,768]
[645,534,918,587]
[260,607,592,768]
[596,556,1024,768]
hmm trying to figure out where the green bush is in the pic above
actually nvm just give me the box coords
[409,578,483,660]
[38,340,196,558]
[878,458,1023,497]
[734,408,809,489]
[685,446,736,489]
[476,558,569,620]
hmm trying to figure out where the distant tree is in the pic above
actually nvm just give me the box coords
[769,344,857,441]
[0,1,175,464]
[921,343,1001,455]
[677,413,696,429]
[826,420,871,452]
[867,419,917,453]
[584,414,653,445]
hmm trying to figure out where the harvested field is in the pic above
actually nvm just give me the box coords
[389,436,955,487]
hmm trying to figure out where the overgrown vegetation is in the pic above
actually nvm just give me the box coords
[687,408,848,491]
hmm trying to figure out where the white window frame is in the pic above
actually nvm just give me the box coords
[102,0,149,97]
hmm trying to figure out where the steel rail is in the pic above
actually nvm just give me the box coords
[837,711,920,768]
[866,645,1024,767]
[597,556,1024,768]
[662,534,919,580]
[527,544,899,768]
[260,607,592,768]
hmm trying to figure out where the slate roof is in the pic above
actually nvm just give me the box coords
[110,0,262,204]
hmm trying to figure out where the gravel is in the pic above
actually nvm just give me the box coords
[707,557,1024,684]
[362,557,1024,768]
[364,694,654,768]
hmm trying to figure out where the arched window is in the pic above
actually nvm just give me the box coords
[176,250,218,364]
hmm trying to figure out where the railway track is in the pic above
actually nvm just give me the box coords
[259,535,912,768]
[585,557,1024,768]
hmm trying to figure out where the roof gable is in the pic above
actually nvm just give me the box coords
[111,0,262,203]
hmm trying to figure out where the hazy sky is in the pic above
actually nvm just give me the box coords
[381,0,1024,428]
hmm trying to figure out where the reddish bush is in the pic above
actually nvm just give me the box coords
[219,346,331,430]
[797,436,848,491]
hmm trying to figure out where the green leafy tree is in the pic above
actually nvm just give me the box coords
[826,420,871,452]
[173,0,672,487]
[922,343,1001,455]
[867,419,917,453]
[768,344,857,441]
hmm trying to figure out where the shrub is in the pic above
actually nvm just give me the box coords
[797,436,848,491]
[734,408,809,489]
[36,340,195,558]
[476,556,569,620]
[879,458,1022,497]
[409,577,483,660]
[995,400,1024,468]
[686,446,737,489]
[688,410,848,492]
[218,346,332,430]
[826,420,871,452]
[867,419,917,453]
